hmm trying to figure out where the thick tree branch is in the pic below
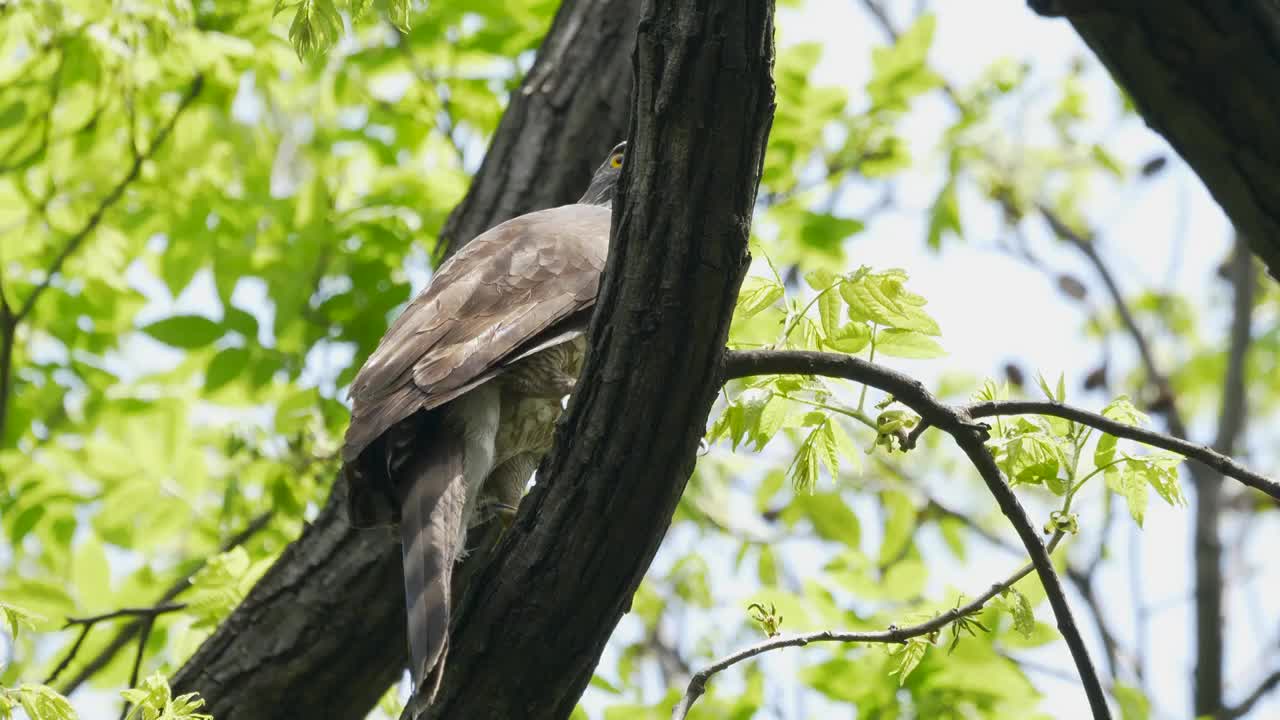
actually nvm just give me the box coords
[420,2,776,716]
[170,4,641,716]
[724,349,1110,718]
[901,399,1279,501]
[673,532,1066,719]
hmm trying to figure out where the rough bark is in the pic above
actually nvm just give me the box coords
[1029,0,1280,279]
[169,1,639,716]
[420,0,777,716]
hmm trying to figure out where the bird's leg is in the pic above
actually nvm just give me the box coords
[475,453,538,531]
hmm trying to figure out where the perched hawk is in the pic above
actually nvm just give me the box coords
[341,142,625,707]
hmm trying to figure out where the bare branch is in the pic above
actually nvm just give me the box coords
[64,603,187,628]
[1221,669,1280,720]
[12,74,204,325]
[722,349,1111,719]
[674,532,1066,719]
[59,510,272,694]
[46,604,186,686]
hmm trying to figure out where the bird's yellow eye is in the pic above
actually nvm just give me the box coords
[609,153,623,168]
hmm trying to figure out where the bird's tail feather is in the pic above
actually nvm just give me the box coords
[398,426,466,706]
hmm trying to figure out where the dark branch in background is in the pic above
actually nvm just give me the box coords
[673,531,1067,719]
[723,349,1111,719]
[1026,1,1280,279]
[14,75,204,326]
[1042,205,1258,715]
[901,399,1279,501]
[169,3,641,717]
[1222,669,1280,720]
[1063,566,1122,682]
[57,511,272,694]
[46,604,186,687]
[0,74,204,446]
[420,1,776,715]
[1036,206,1181,419]
[1193,233,1256,714]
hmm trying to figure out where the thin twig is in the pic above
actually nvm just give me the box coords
[65,603,187,627]
[12,74,204,325]
[1036,206,1183,423]
[43,625,92,686]
[673,532,1064,719]
[903,400,1279,501]
[119,615,156,720]
[57,510,273,693]
[722,349,1112,719]
[46,604,185,685]
[1221,669,1280,720]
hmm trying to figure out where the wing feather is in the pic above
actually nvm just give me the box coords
[341,203,609,462]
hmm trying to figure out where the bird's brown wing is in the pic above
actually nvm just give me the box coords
[341,203,610,464]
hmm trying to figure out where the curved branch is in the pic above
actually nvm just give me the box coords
[673,532,1066,719]
[905,399,1279,502]
[1222,669,1280,720]
[722,349,1111,719]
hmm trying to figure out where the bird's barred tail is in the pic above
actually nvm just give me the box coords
[397,426,466,707]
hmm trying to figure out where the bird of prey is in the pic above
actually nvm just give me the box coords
[340,142,625,708]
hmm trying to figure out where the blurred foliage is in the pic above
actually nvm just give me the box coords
[0,1,1276,719]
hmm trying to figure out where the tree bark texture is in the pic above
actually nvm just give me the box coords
[421,1,777,717]
[1030,0,1280,279]
[169,1,640,716]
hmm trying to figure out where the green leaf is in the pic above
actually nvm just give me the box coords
[288,0,344,59]
[890,638,928,684]
[799,212,865,256]
[1094,432,1117,468]
[787,492,860,548]
[840,268,941,335]
[926,180,962,249]
[736,276,785,320]
[877,491,915,564]
[205,347,250,393]
[824,322,871,354]
[348,0,373,18]
[141,315,224,349]
[72,537,111,609]
[1107,462,1150,527]
[867,14,942,111]
[388,0,412,32]
[757,545,778,586]
[15,684,76,720]
[1004,587,1035,638]
[1113,683,1150,720]
[122,673,212,720]
[1091,143,1125,178]
[1101,395,1148,426]
[874,328,945,358]
[0,600,43,641]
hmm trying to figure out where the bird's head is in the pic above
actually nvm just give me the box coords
[579,141,626,206]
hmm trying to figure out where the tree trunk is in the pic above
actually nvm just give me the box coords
[1030,0,1280,279]
[420,0,776,715]
[169,1,640,716]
